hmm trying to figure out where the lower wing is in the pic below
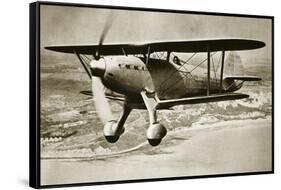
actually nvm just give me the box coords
[157,93,249,109]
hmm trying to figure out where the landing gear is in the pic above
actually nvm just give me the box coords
[103,104,132,143]
[105,135,120,143]
[148,139,162,146]
[141,91,167,146]
[147,122,167,146]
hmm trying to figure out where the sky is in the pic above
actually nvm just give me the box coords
[40,4,272,62]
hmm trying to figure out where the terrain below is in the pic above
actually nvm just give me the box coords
[41,118,272,185]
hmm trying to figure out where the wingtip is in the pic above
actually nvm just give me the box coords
[44,46,53,51]
[258,40,266,48]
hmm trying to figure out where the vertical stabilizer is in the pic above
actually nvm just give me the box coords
[224,51,244,76]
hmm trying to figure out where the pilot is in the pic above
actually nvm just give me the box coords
[173,56,181,65]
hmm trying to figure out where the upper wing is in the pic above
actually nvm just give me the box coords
[45,38,265,55]
[45,43,146,55]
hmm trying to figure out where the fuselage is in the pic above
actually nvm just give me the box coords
[95,55,242,106]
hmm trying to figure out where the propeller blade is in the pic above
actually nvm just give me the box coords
[95,12,114,60]
[99,11,114,46]
[91,76,114,124]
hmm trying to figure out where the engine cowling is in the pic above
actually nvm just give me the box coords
[147,122,167,146]
[103,120,125,143]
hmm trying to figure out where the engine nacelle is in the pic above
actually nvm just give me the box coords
[103,120,125,143]
[147,123,167,146]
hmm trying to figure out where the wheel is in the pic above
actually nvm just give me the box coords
[148,138,162,146]
[105,136,119,143]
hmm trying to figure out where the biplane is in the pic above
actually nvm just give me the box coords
[46,33,265,146]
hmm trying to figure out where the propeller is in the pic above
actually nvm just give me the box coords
[94,11,114,60]
[91,12,115,124]
[91,76,114,124]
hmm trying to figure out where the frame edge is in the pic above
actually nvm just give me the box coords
[29,1,41,189]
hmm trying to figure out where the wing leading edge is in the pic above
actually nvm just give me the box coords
[45,38,265,55]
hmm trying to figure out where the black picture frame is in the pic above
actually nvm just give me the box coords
[30,1,274,188]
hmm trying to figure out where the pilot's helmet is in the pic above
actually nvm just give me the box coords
[173,56,180,65]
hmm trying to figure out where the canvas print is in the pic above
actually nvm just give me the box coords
[38,3,273,186]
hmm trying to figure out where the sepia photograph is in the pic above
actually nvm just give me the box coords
[35,2,273,187]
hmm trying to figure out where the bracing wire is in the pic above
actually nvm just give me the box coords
[160,52,218,95]
[157,52,196,92]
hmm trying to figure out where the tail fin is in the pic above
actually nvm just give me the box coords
[224,51,244,76]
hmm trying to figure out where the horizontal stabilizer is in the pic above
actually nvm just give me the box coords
[157,93,249,108]
[224,76,261,81]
